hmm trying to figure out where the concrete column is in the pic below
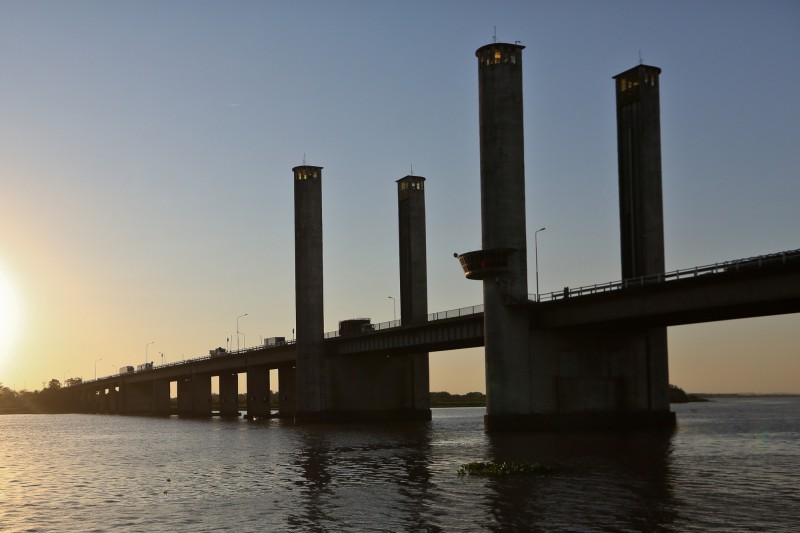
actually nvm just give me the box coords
[246,365,271,418]
[397,175,430,412]
[177,378,193,415]
[278,364,297,419]
[218,372,239,417]
[191,373,212,416]
[293,165,325,418]
[99,389,109,413]
[475,43,532,425]
[122,381,152,414]
[153,379,171,415]
[107,387,118,414]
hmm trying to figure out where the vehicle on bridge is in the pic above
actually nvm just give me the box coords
[119,366,134,374]
[264,337,286,347]
[209,347,227,357]
[339,318,374,336]
[137,362,153,372]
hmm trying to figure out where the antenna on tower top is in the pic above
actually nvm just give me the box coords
[639,50,644,65]
[410,164,414,176]
[303,153,306,165]
[493,26,497,43]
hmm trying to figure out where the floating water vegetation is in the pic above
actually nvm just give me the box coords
[457,461,557,477]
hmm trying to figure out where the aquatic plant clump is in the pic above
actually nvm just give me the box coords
[457,461,557,477]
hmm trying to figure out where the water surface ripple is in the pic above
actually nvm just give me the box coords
[1,398,798,531]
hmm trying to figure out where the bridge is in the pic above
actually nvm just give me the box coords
[61,43,800,431]
[66,247,800,418]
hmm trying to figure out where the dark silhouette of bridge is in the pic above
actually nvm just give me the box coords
[62,43,800,431]
[67,247,800,419]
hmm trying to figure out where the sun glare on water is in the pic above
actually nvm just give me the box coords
[0,265,22,369]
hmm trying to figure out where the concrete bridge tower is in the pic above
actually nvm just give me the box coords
[473,42,531,428]
[614,64,670,415]
[460,45,674,430]
[293,165,325,419]
[614,64,666,279]
[397,174,430,411]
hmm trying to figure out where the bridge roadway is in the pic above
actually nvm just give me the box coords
[77,248,800,391]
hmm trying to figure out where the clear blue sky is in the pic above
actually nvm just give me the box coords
[1,1,798,393]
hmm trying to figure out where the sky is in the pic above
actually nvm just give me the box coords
[1,0,798,394]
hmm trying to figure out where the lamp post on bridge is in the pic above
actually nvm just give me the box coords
[388,296,396,322]
[535,227,546,302]
[236,313,247,352]
[145,341,154,365]
[94,357,102,380]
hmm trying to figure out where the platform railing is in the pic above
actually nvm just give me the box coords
[533,248,800,302]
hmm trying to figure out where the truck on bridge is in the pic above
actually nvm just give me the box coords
[264,337,286,347]
[339,318,374,336]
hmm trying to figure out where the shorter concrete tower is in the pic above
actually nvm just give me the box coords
[397,174,429,410]
[293,165,325,417]
[397,175,428,324]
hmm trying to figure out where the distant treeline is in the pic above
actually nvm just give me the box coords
[1,381,715,414]
[430,391,486,407]
[669,384,708,403]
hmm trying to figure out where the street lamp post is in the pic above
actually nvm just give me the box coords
[94,357,102,380]
[535,227,546,302]
[388,296,396,322]
[236,313,247,352]
[145,341,154,365]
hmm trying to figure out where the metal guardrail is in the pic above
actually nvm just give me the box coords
[533,248,800,302]
[322,305,484,339]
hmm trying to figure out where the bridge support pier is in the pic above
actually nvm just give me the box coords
[176,378,192,415]
[153,379,171,415]
[322,355,431,422]
[218,372,239,417]
[485,323,675,431]
[191,373,212,416]
[107,387,119,414]
[277,364,297,419]
[122,381,152,414]
[246,365,271,418]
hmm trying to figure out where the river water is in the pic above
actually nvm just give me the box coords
[1,397,798,532]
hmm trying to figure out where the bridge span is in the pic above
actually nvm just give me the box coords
[67,248,800,418]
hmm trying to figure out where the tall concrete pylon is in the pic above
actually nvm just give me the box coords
[293,165,325,418]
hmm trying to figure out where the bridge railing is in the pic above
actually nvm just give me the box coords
[322,304,485,339]
[82,304,486,384]
[534,247,800,302]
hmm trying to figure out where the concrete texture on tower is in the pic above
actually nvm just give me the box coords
[293,165,325,417]
[614,64,666,279]
[474,43,532,426]
[397,175,430,412]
